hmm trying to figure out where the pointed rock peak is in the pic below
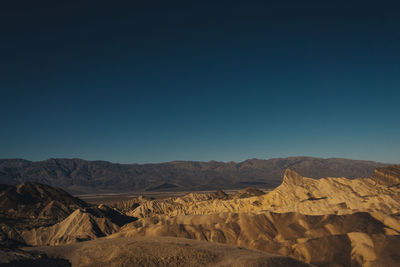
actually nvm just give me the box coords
[282,169,304,185]
[372,165,400,186]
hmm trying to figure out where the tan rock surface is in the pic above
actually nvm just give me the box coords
[27,236,312,267]
[102,167,400,266]
[110,211,400,266]
[4,165,400,266]
[21,208,120,246]
[129,169,400,218]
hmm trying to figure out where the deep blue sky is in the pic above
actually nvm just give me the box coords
[1,1,399,164]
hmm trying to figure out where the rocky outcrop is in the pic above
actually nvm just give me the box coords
[0,182,136,247]
[124,168,400,218]
[111,196,153,213]
[232,187,265,199]
[21,205,135,246]
[128,190,233,218]
[261,169,400,215]
[0,182,88,228]
[372,164,400,186]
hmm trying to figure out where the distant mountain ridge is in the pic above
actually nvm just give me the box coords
[0,157,389,194]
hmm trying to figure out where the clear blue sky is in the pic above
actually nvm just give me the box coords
[1,1,399,163]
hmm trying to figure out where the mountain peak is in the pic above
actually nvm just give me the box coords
[282,169,304,185]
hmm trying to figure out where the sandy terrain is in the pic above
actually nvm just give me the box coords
[2,165,400,266]
[25,236,311,267]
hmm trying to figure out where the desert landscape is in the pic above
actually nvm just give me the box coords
[1,160,400,266]
[2,1,400,266]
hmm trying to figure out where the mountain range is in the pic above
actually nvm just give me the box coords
[0,157,388,194]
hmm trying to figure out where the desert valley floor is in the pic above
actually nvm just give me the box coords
[1,165,400,266]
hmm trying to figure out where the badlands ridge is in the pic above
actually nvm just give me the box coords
[1,165,400,266]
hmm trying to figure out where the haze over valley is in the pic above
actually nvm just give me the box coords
[0,157,388,194]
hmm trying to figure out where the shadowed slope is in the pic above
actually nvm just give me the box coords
[0,182,88,229]
[232,187,265,199]
[110,211,400,266]
[20,205,136,246]
[26,236,311,267]
[0,183,135,247]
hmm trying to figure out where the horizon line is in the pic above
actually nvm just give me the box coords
[0,156,394,165]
